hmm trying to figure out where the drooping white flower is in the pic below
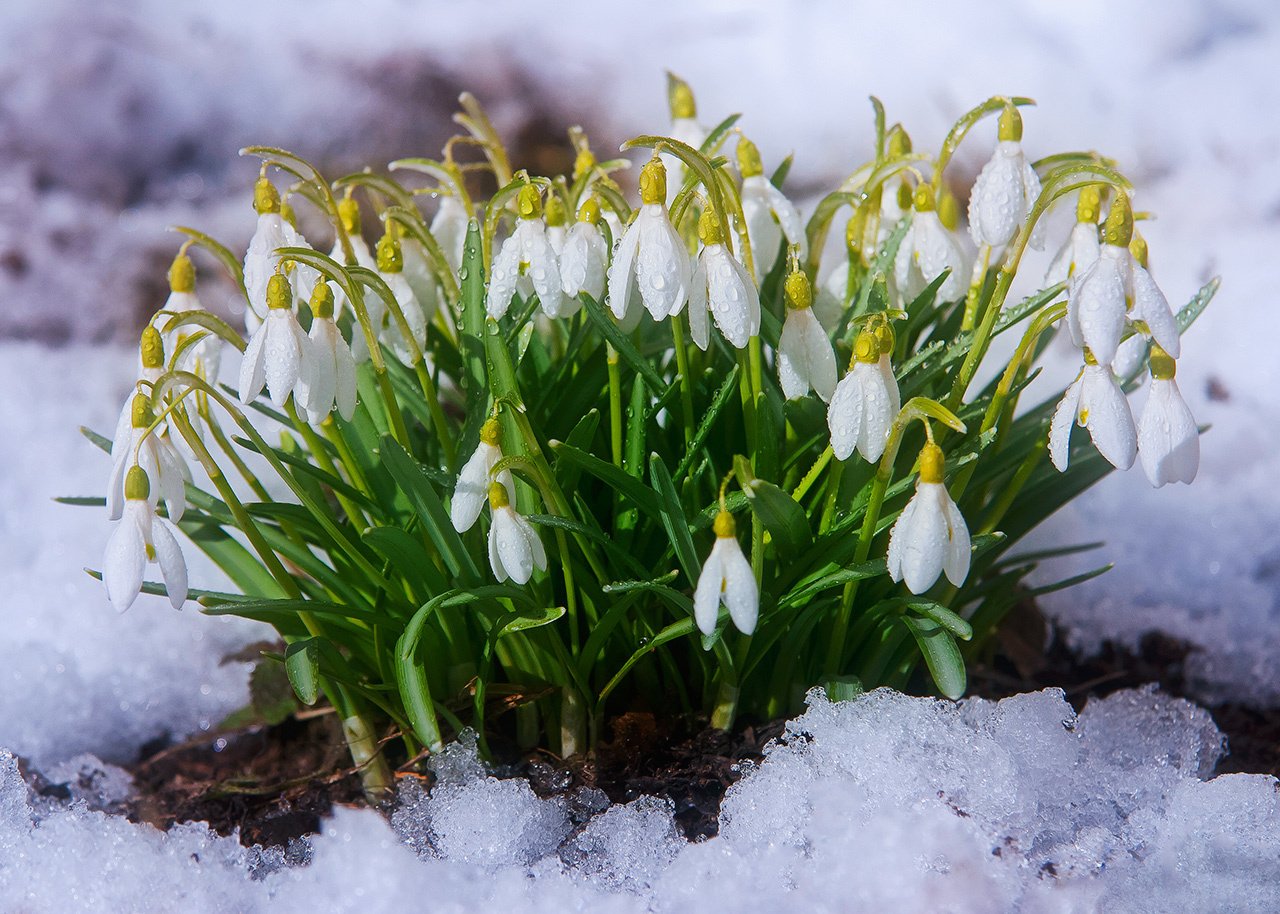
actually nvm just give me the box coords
[544,193,569,256]
[376,231,429,367]
[828,329,900,463]
[296,283,357,425]
[893,184,969,303]
[887,443,971,594]
[687,208,759,350]
[1067,193,1179,367]
[777,270,837,402]
[431,194,468,276]
[488,185,565,320]
[693,508,758,636]
[485,482,546,586]
[400,235,441,324]
[1138,346,1199,487]
[243,178,315,334]
[559,197,609,309]
[814,207,872,332]
[103,466,188,613]
[608,158,692,323]
[968,107,1041,249]
[451,418,517,533]
[239,273,314,408]
[660,76,706,206]
[1049,353,1137,472]
[1045,187,1102,287]
[737,137,806,283]
[108,390,190,524]
[160,251,221,385]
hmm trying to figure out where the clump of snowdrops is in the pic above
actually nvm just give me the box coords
[73,78,1216,795]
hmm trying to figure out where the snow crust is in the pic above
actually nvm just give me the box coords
[2,688,1277,912]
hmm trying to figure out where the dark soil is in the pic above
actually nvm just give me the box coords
[120,601,1280,851]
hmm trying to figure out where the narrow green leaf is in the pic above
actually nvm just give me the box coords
[380,436,480,582]
[905,600,974,641]
[650,454,699,584]
[579,293,665,393]
[744,478,812,554]
[900,615,966,699]
[284,639,323,705]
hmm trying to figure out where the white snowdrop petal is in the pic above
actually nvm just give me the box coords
[450,444,495,533]
[518,512,547,573]
[687,258,710,351]
[969,143,1026,248]
[914,214,968,301]
[333,331,358,421]
[151,519,188,609]
[106,452,128,521]
[493,508,534,585]
[486,238,522,320]
[886,491,922,586]
[520,225,564,317]
[827,372,865,462]
[1130,263,1181,359]
[742,180,783,283]
[898,484,950,594]
[487,520,508,583]
[635,208,689,319]
[104,508,147,613]
[261,315,300,407]
[802,314,838,403]
[693,548,726,636]
[157,440,188,524]
[855,363,894,463]
[1083,365,1137,470]
[777,311,810,400]
[1139,378,1200,487]
[606,222,642,321]
[238,320,269,404]
[1073,252,1127,366]
[706,247,759,348]
[878,354,901,419]
[1049,374,1084,472]
[1112,334,1148,380]
[942,492,971,587]
[720,540,759,635]
[431,196,467,273]
[893,222,916,300]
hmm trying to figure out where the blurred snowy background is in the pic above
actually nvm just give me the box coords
[2,0,1279,909]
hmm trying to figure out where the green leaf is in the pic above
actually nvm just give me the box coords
[579,293,665,393]
[497,604,566,637]
[674,364,740,480]
[1176,276,1220,334]
[744,477,812,554]
[900,615,966,699]
[650,454,699,584]
[552,442,662,520]
[284,639,323,705]
[379,436,480,583]
[904,600,974,641]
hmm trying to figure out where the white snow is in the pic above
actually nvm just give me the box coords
[1,0,1279,907]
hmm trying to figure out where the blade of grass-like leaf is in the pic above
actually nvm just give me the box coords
[380,436,481,583]
[650,454,699,584]
[899,615,966,699]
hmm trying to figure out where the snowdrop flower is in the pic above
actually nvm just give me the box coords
[431,194,468,275]
[486,481,546,586]
[1138,344,1199,487]
[544,193,568,255]
[1049,349,1137,471]
[488,184,565,320]
[297,283,356,425]
[239,273,315,408]
[103,466,188,613]
[451,417,517,533]
[687,208,759,350]
[400,235,440,328]
[737,137,806,282]
[894,184,969,303]
[815,206,870,331]
[160,250,221,384]
[1067,192,1180,367]
[376,230,429,366]
[608,157,692,323]
[1045,186,1101,287]
[828,328,901,462]
[243,177,314,333]
[968,106,1040,249]
[660,76,706,205]
[329,195,377,320]
[108,390,189,523]
[693,507,758,636]
[887,442,971,594]
[559,197,609,308]
[777,268,836,402]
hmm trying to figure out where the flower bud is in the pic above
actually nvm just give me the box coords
[1129,234,1149,269]
[854,329,879,364]
[310,281,335,320]
[573,147,596,181]
[253,176,280,215]
[338,196,362,236]
[124,464,151,501]
[1149,343,1176,380]
[480,416,501,446]
[1077,185,1102,223]
[697,206,724,246]
[130,392,153,429]
[1102,192,1134,247]
[875,323,895,355]
[669,76,696,120]
[376,232,403,273]
[266,272,293,310]
[845,206,868,258]
[785,269,812,311]
[938,187,960,231]
[913,183,936,213]
[997,104,1023,143]
[517,184,542,221]
[896,181,913,212]
[487,480,511,509]
[887,124,912,158]
[544,192,567,227]
[141,326,165,369]
[919,442,946,484]
[640,158,667,206]
[736,137,764,179]
[577,196,601,225]
[712,508,736,538]
[168,252,195,293]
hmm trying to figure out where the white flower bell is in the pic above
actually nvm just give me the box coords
[894,184,969,303]
[161,250,221,384]
[737,137,806,282]
[239,273,315,408]
[104,466,188,612]
[376,230,429,366]
[1049,350,1137,471]
[1067,193,1180,368]
[108,391,190,524]
[1138,345,1199,487]
[828,328,901,463]
[1045,186,1101,287]
[486,481,546,586]
[297,283,357,425]
[451,418,517,533]
[243,178,314,334]
[777,269,837,402]
[693,508,758,636]
[329,196,378,344]
[431,194,468,276]
[887,442,971,594]
[559,197,609,309]
[687,207,759,350]
[487,184,565,320]
[661,77,706,206]
[968,106,1041,249]
[608,158,692,323]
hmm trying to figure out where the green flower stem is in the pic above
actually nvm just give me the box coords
[792,445,834,504]
[321,416,373,495]
[607,343,624,467]
[286,402,370,529]
[670,318,696,445]
[980,436,1048,535]
[961,243,992,331]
